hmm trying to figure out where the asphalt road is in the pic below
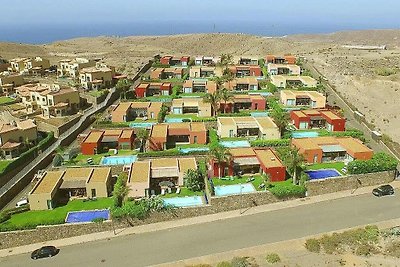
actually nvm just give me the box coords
[1,192,400,267]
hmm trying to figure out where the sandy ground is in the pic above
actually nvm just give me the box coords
[0,30,399,144]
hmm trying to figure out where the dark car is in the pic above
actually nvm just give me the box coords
[31,246,59,260]
[372,185,395,197]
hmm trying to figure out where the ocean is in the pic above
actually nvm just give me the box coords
[0,20,388,44]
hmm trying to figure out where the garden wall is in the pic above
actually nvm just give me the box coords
[306,171,395,196]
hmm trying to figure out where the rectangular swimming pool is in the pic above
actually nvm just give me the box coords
[100,155,137,165]
[164,117,191,123]
[179,147,210,154]
[220,140,251,148]
[163,196,204,207]
[65,209,110,223]
[305,169,341,180]
[214,183,256,196]
[251,112,269,117]
[292,131,319,138]
[129,122,155,128]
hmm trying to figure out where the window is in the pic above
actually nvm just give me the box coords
[194,136,197,144]
[91,189,96,198]
[229,130,234,138]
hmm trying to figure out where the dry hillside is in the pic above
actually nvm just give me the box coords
[0,30,399,144]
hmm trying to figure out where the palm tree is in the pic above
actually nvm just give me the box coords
[203,91,221,117]
[219,88,233,114]
[219,54,234,68]
[279,146,305,185]
[270,107,290,136]
[209,146,231,178]
[116,79,133,100]
[136,128,149,152]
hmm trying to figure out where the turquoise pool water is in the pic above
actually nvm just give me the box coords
[100,155,137,165]
[179,147,210,154]
[220,140,251,148]
[129,122,155,128]
[292,131,319,138]
[164,117,191,123]
[163,196,204,207]
[251,112,269,117]
[214,183,256,196]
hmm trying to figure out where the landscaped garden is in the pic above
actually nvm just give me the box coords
[0,198,114,231]
[305,162,346,175]
[161,187,204,198]
[212,175,265,191]
[0,96,15,105]
[65,149,138,166]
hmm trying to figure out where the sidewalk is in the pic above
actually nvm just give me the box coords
[1,180,399,258]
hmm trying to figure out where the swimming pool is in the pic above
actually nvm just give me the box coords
[220,140,251,148]
[179,147,210,154]
[65,209,110,223]
[163,196,204,207]
[292,131,319,138]
[305,169,341,180]
[251,112,269,117]
[214,183,256,196]
[164,117,191,123]
[100,155,137,165]
[129,122,155,128]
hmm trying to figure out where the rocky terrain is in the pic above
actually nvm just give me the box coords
[0,30,399,144]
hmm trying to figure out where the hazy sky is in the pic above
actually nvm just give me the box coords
[1,0,399,27]
[0,0,399,43]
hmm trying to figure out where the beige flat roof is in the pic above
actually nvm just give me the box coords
[120,129,134,139]
[178,158,197,173]
[129,161,150,183]
[190,122,206,132]
[63,168,93,181]
[104,129,123,136]
[84,131,103,143]
[321,111,341,120]
[255,149,284,168]
[151,124,168,138]
[230,148,256,157]
[31,171,64,195]
[88,168,111,183]
[255,117,277,129]
[151,158,178,168]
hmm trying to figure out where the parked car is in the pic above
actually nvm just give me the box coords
[372,185,394,197]
[15,198,28,208]
[31,246,59,260]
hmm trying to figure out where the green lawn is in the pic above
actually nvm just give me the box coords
[0,96,15,105]
[0,160,13,173]
[176,143,209,149]
[305,162,346,174]
[212,175,265,191]
[88,89,108,98]
[65,150,137,166]
[0,198,113,231]
[180,92,207,97]
[162,187,204,198]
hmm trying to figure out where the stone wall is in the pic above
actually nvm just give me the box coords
[37,115,82,138]
[306,171,395,196]
[0,190,293,249]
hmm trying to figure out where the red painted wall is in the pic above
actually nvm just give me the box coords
[81,142,100,155]
[135,87,146,98]
[249,66,262,76]
[160,57,171,65]
[190,131,207,145]
[251,98,266,111]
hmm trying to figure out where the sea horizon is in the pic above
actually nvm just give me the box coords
[0,20,396,45]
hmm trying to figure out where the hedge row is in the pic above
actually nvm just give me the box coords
[192,117,217,122]
[250,139,290,147]
[348,152,398,174]
[268,180,306,198]
[138,148,208,158]
[0,132,55,176]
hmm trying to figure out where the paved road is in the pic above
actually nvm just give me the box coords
[1,192,400,267]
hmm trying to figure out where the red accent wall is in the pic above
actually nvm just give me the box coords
[160,57,171,65]
[135,87,146,98]
[251,98,266,110]
[81,142,100,155]
[190,131,207,145]
[249,66,262,76]
[264,166,286,182]
[211,160,233,177]
[326,117,346,132]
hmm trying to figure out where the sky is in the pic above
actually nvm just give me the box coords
[0,0,399,43]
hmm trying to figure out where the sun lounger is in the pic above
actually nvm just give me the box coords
[258,183,265,189]
[220,177,230,181]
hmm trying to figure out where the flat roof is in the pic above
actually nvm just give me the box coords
[321,110,341,120]
[120,129,134,139]
[63,168,92,181]
[151,124,168,139]
[83,131,103,143]
[255,149,284,168]
[88,168,111,183]
[151,158,178,168]
[230,148,256,157]
[31,171,64,195]
[129,161,150,183]
[178,158,197,174]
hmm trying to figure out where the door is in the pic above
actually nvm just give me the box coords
[91,189,96,198]
[313,154,318,163]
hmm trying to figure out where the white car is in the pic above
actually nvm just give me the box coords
[16,198,28,208]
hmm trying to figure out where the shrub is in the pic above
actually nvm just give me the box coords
[230,257,250,267]
[305,238,321,253]
[0,212,11,224]
[348,152,398,174]
[192,117,217,122]
[6,205,30,216]
[217,261,232,267]
[184,169,205,192]
[355,243,377,256]
[375,67,396,76]
[265,253,281,264]
[157,104,169,123]
[92,217,106,223]
[268,180,306,198]
[250,139,290,147]
[385,241,400,258]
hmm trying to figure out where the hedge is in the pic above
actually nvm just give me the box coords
[192,117,217,122]
[268,180,306,198]
[0,132,55,176]
[319,129,365,141]
[348,152,398,174]
[250,139,290,147]
[138,148,208,158]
